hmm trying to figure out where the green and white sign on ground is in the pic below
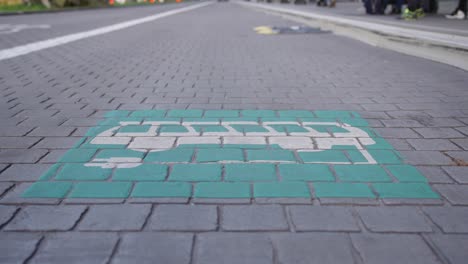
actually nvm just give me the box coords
[23,110,439,200]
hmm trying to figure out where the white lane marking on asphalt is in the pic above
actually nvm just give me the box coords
[0,24,51,34]
[0,2,212,61]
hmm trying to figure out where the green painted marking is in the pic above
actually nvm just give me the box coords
[58,149,96,163]
[23,182,72,198]
[254,182,310,198]
[167,109,203,118]
[55,164,111,180]
[129,110,166,117]
[169,164,222,181]
[196,149,244,162]
[279,164,334,181]
[205,110,239,117]
[104,110,131,118]
[194,182,250,198]
[118,125,151,133]
[95,149,144,159]
[334,165,392,182]
[22,109,437,200]
[241,110,276,117]
[132,182,191,198]
[373,183,439,198]
[113,164,167,181]
[159,125,189,133]
[69,182,132,198]
[385,165,428,182]
[314,182,376,198]
[38,164,61,181]
[225,164,277,181]
[145,148,194,162]
[299,150,349,163]
[231,124,269,133]
[192,125,228,133]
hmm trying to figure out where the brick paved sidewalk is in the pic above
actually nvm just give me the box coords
[1,2,468,263]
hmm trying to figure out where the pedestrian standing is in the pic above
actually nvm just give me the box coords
[446,0,467,19]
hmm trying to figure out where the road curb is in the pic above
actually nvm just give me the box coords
[239,2,468,51]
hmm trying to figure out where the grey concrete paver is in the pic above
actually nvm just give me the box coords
[0,233,42,264]
[0,205,17,226]
[428,234,468,264]
[0,164,51,181]
[5,205,86,231]
[113,233,193,264]
[351,234,440,264]
[78,205,151,231]
[30,233,118,264]
[148,204,217,231]
[423,207,468,233]
[195,233,273,264]
[442,166,468,183]
[356,207,432,233]
[288,206,360,231]
[272,233,355,264]
[221,205,289,231]
[433,185,468,205]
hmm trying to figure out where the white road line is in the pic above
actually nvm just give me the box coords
[0,2,212,61]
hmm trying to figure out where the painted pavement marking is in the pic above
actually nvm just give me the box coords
[22,110,440,200]
[0,2,212,61]
[0,24,50,34]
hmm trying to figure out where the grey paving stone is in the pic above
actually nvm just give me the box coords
[0,183,60,205]
[382,119,424,127]
[33,137,81,149]
[38,149,67,163]
[28,126,75,137]
[0,233,42,264]
[407,139,460,151]
[192,198,251,204]
[0,149,48,163]
[30,233,118,264]
[148,204,217,231]
[272,233,354,264]
[428,234,468,264]
[0,164,51,182]
[0,137,41,149]
[5,205,86,231]
[357,207,432,232]
[417,166,453,184]
[446,151,468,163]
[289,206,360,231]
[433,185,468,205]
[114,233,193,264]
[0,126,34,137]
[399,151,453,165]
[414,128,465,138]
[374,128,420,138]
[0,182,13,196]
[221,205,288,231]
[351,234,440,264]
[195,233,273,264]
[442,166,468,183]
[78,205,151,231]
[385,139,413,151]
[0,205,17,227]
[451,138,468,150]
[423,207,468,233]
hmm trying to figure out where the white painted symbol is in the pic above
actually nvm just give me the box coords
[85,121,377,168]
[0,24,50,35]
